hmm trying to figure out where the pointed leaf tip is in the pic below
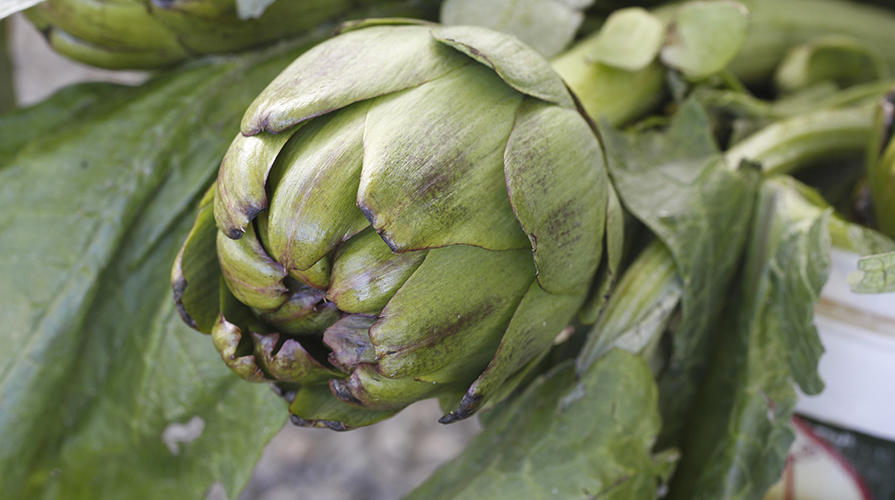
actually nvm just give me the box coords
[431,25,575,108]
[214,130,296,238]
[438,393,482,424]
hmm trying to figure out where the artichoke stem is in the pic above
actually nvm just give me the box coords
[724,104,875,177]
[549,37,666,127]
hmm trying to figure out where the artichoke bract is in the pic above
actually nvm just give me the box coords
[173,20,613,429]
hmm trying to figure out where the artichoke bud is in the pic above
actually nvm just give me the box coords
[257,283,341,337]
[174,21,614,429]
[25,0,442,69]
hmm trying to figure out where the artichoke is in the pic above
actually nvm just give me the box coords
[173,20,614,429]
[24,0,440,69]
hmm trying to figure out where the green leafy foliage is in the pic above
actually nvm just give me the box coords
[867,92,895,239]
[405,351,671,500]
[723,0,895,84]
[577,241,683,372]
[0,83,127,166]
[0,36,327,499]
[668,178,832,500]
[7,1,895,497]
[600,101,759,444]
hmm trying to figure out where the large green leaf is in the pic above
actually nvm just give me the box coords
[0,82,128,166]
[668,177,832,500]
[405,350,672,500]
[600,101,758,445]
[0,36,325,499]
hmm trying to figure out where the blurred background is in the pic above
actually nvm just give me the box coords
[4,14,482,500]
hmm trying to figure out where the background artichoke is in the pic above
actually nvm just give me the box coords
[23,0,441,69]
[173,20,614,429]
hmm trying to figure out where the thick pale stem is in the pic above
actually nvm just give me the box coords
[550,36,666,127]
[868,92,895,238]
[724,104,875,176]
[723,0,895,85]
[577,240,683,375]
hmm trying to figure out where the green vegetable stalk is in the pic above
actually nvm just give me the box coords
[0,19,14,114]
[866,89,895,238]
[173,20,615,429]
[577,240,682,375]
[550,26,666,126]
[725,104,876,176]
[846,89,895,294]
[725,102,895,254]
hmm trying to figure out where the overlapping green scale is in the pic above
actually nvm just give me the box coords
[172,185,221,333]
[443,280,587,422]
[359,64,528,252]
[252,332,343,384]
[214,129,297,239]
[26,0,443,69]
[370,245,535,382]
[40,0,183,51]
[258,287,341,336]
[241,24,469,135]
[288,382,399,430]
[323,315,379,373]
[430,25,575,109]
[174,20,610,428]
[265,102,369,272]
[327,228,428,314]
[331,363,465,411]
[504,98,608,296]
[211,315,267,382]
[216,222,289,311]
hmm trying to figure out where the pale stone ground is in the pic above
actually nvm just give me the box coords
[7,14,482,500]
[233,401,481,500]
